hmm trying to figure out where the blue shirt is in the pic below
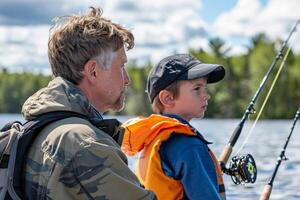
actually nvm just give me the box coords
[159,114,222,200]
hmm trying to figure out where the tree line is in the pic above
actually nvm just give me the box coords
[0,34,299,118]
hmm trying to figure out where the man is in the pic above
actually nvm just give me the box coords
[22,7,156,200]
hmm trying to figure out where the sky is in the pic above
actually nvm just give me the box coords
[0,0,299,74]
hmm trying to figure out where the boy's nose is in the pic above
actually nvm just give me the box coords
[203,91,210,101]
[206,94,211,100]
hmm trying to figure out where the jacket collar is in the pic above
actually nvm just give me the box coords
[163,114,212,144]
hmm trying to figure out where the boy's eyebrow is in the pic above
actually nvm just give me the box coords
[192,83,205,87]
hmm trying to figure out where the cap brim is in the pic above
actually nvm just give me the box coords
[182,63,225,83]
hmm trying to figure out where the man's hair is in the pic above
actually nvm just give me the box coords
[48,7,134,84]
[151,80,181,114]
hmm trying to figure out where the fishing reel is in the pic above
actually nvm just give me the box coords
[224,154,257,185]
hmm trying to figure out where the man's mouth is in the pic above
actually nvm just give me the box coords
[202,104,208,110]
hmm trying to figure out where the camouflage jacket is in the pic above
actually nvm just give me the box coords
[21,77,156,200]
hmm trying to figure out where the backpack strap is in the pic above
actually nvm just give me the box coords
[10,111,124,199]
[8,111,90,199]
[0,121,22,132]
[89,118,125,146]
[0,154,9,168]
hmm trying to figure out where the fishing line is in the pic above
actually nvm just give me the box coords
[235,39,294,155]
[219,19,299,185]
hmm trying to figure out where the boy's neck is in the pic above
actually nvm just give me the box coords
[162,113,190,124]
[162,111,191,122]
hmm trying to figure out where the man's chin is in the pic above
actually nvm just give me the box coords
[114,102,125,112]
[111,97,126,112]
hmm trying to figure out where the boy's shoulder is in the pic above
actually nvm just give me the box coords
[159,134,211,169]
[163,133,208,152]
[166,128,211,144]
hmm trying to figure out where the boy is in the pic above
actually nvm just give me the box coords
[122,54,226,200]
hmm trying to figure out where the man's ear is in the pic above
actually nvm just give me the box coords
[159,90,175,108]
[82,59,99,84]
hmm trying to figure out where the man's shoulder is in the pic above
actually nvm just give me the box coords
[30,116,115,160]
[44,117,99,141]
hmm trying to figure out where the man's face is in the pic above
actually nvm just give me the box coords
[95,47,131,112]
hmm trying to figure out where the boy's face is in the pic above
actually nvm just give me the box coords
[172,77,210,121]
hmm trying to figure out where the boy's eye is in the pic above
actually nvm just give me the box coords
[193,86,208,92]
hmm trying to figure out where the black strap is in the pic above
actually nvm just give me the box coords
[0,154,9,168]
[13,111,90,198]
[219,184,226,193]
[0,121,22,132]
[7,111,124,199]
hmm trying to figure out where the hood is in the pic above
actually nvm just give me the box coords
[22,77,101,120]
[121,114,195,156]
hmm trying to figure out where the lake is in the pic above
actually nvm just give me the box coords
[1,114,299,200]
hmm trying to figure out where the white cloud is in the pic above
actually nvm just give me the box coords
[1,0,300,73]
[0,0,96,25]
[0,25,50,73]
[213,0,300,52]
[1,0,209,71]
[98,0,207,64]
[50,0,206,64]
[213,0,262,38]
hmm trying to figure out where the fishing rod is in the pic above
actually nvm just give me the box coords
[219,19,300,185]
[259,107,300,200]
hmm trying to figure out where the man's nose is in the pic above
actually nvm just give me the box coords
[124,68,131,86]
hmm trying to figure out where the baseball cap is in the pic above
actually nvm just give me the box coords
[147,54,225,102]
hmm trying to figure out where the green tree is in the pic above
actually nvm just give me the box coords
[0,34,299,119]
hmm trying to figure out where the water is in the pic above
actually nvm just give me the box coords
[1,114,299,200]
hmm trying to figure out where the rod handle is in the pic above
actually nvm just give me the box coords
[219,144,233,165]
[259,185,272,200]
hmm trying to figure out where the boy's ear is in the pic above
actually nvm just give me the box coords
[159,90,175,108]
[82,59,99,84]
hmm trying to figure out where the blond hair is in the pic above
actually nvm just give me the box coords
[48,7,134,84]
